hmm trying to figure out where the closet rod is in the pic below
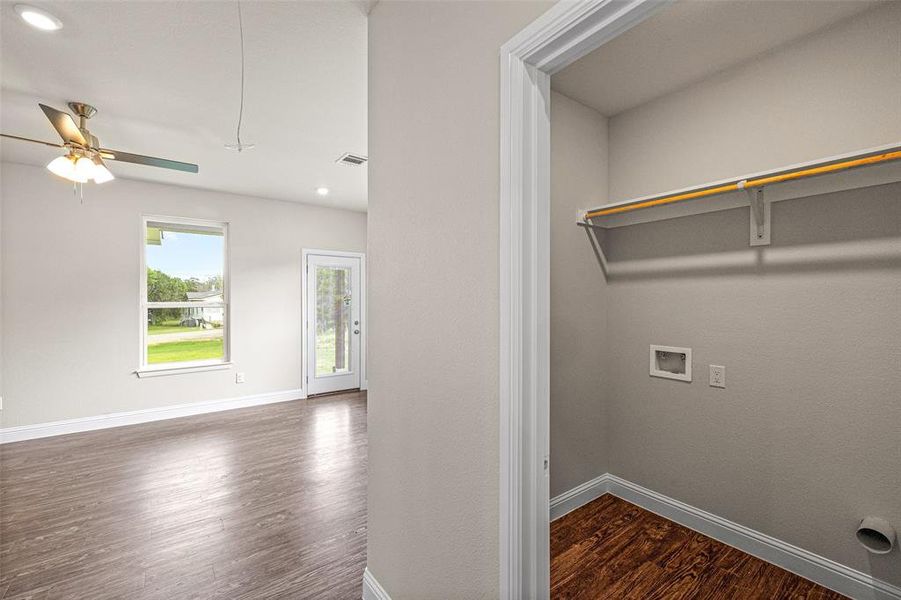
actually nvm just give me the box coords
[584,148,901,220]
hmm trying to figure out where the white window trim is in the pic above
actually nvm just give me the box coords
[137,215,231,376]
[136,361,234,378]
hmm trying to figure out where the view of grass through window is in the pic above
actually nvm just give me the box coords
[145,222,226,365]
[315,266,352,376]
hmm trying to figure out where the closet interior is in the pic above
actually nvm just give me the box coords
[548,0,901,597]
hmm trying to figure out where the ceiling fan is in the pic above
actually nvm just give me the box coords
[1,101,199,184]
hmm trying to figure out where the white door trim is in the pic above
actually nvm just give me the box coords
[301,249,367,396]
[498,1,670,597]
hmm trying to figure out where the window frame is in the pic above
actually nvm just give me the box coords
[137,215,231,376]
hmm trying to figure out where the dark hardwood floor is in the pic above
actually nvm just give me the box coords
[551,494,848,600]
[0,391,367,600]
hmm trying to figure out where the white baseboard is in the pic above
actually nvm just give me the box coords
[362,567,392,600]
[551,473,901,600]
[550,473,612,521]
[0,388,306,444]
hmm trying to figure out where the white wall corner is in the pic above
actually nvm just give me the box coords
[0,388,304,444]
[362,567,392,600]
[551,474,901,600]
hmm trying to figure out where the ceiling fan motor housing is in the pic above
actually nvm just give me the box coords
[67,102,97,120]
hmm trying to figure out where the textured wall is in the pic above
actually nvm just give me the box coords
[366,1,551,597]
[602,183,901,586]
[550,91,609,497]
[608,2,901,202]
[1,162,366,427]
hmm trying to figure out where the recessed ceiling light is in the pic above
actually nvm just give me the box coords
[15,4,63,31]
[316,187,329,196]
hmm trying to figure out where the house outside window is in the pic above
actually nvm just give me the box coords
[140,217,229,371]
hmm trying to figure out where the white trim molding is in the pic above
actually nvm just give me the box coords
[499,1,670,597]
[550,474,901,600]
[362,568,392,600]
[136,362,234,378]
[0,388,305,444]
[549,473,612,521]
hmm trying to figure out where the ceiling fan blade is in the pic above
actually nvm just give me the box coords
[100,149,198,173]
[39,104,87,146]
[1,133,64,148]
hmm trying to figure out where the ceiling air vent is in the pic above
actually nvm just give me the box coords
[336,152,368,166]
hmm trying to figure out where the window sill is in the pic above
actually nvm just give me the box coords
[136,362,233,378]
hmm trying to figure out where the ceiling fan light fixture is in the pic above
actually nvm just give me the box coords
[74,155,96,180]
[47,154,87,183]
[46,152,115,184]
[91,156,115,183]
[14,4,63,31]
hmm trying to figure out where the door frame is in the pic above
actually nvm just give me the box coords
[302,248,367,397]
[498,1,670,597]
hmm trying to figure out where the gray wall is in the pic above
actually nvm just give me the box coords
[551,1,901,586]
[603,183,901,586]
[1,162,366,428]
[367,1,551,597]
[0,167,3,413]
[608,1,901,202]
[550,91,609,497]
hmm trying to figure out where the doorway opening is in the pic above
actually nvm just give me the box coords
[501,1,901,598]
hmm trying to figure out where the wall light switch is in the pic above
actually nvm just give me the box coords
[236,372,246,384]
[709,365,725,388]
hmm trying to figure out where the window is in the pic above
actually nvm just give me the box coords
[140,217,228,371]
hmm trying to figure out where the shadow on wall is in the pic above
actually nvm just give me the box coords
[588,181,901,281]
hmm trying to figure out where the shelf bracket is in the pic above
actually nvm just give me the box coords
[576,219,606,232]
[747,187,770,246]
[577,220,609,277]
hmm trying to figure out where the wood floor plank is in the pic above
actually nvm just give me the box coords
[551,494,848,600]
[0,391,367,599]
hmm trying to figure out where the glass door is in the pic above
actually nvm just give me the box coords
[306,254,362,395]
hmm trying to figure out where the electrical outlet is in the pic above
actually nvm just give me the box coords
[235,372,245,384]
[709,365,725,388]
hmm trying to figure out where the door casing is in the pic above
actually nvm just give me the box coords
[498,1,671,597]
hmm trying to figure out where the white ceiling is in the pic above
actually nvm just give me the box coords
[552,0,880,117]
[1,1,368,211]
